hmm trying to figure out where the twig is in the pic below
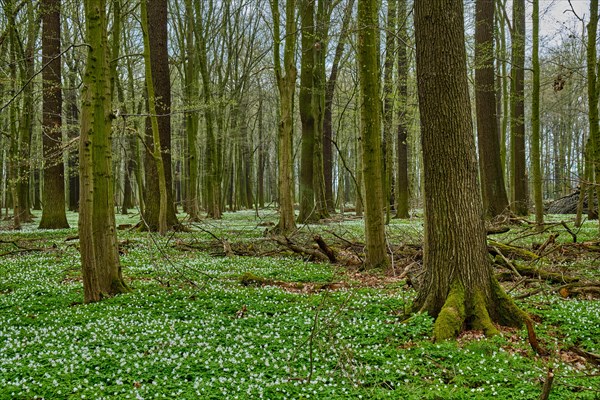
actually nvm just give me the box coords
[539,367,554,400]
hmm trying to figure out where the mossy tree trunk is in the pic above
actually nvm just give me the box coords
[357,0,389,268]
[395,0,410,219]
[474,0,509,219]
[79,0,128,303]
[413,0,527,340]
[510,0,528,216]
[39,0,69,229]
[271,0,298,234]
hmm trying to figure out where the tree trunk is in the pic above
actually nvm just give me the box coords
[39,0,69,229]
[383,0,397,224]
[413,0,527,340]
[298,0,318,224]
[395,0,410,219]
[323,0,355,213]
[531,0,544,229]
[358,0,388,268]
[271,0,298,234]
[79,0,128,303]
[142,0,179,231]
[587,0,600,230]
[184,0,200,221]
[510,0,528,215]
[474,0,509,218]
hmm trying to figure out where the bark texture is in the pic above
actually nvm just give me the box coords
[142,0,179,231]
[357,0,388,268]
[510,0,528,215]
[474,0,509,218]
[413,0,526,339]
[79,0,128,303]
[39,0,69,229]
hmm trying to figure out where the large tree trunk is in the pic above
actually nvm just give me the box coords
[79,0,128,303]
[39,0,69,229]
[510,0,528,215]
[474,0,509,218]
[413,0,526,340]
[357,0,388,268]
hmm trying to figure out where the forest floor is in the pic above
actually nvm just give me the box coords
[0,209,599,399]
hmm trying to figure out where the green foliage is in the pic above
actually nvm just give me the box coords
[0,211,598,399]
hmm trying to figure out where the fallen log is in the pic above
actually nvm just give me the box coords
[493,257,579,284]
[488,240,539,261]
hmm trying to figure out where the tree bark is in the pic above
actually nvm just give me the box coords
[531,0,544,229]
[142,0,179,231]
[271,0,298,234]
[510,0,528,215]
[298,0,318,223]
[413,0,527,340]
[587,0,600,230]
[79,0,128,303]
[475,0,509,218]
[323,0,355,213]
[358,0,388,268]
[39,0,69,229]
[395,0,410,219]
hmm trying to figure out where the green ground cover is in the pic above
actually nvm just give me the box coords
[0,210,598,399]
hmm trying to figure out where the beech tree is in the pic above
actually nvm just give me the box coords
[79,0,128,302]
[270,0,298,233]
[395,0,410,219]
[357,0,388,268]
[413,0,527,339]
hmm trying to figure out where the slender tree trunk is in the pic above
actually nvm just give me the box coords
[141,0,169,235]
[323,0,355,213]
[298,0,318,223]
[383,0,397,224]
[510,0,528,215]
[587,0,600,230]
[531,0,544,229]
[395,0,410,219]
[184,0,200,221]
[271,0,298,233]
[475,0,509,219]
[358,0,388,268]
[413,0,527,340]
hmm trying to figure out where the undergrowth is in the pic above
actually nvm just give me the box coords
[0,210,598,399]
